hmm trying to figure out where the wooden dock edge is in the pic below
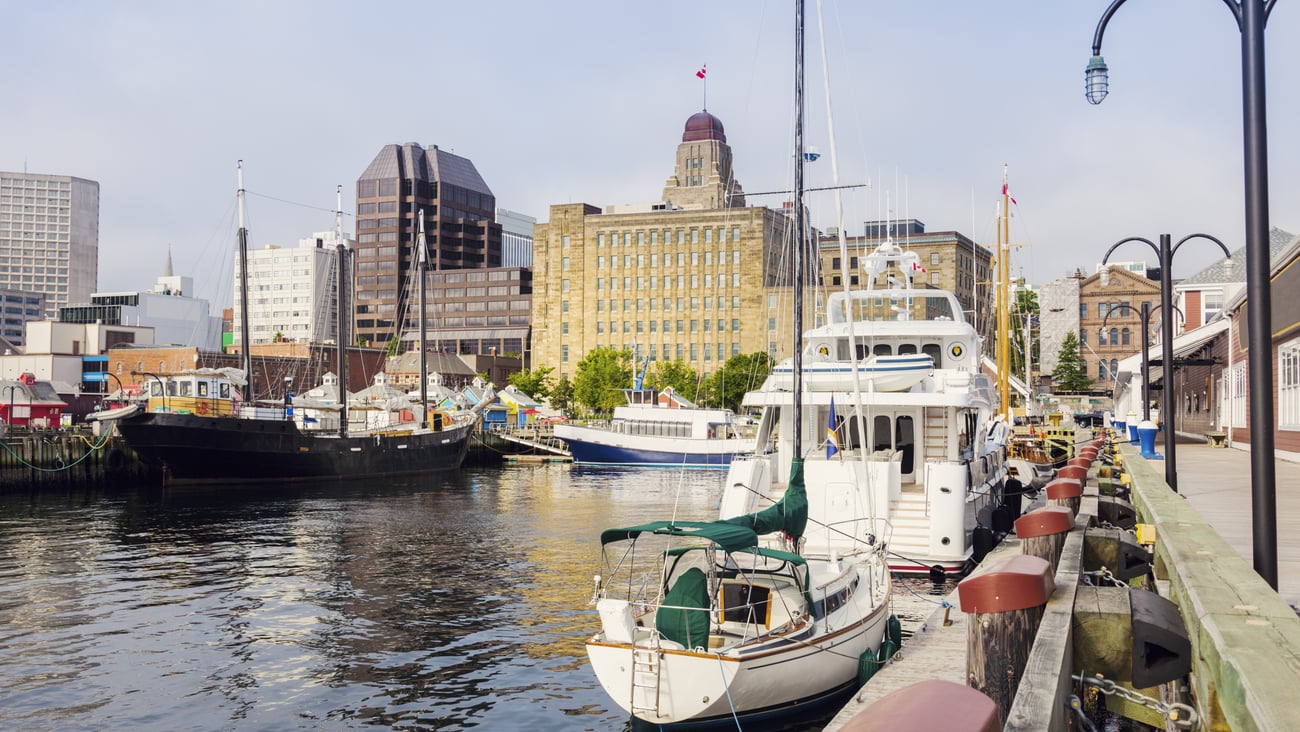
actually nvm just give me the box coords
[1119,444,1300,732]
[825,487,1098,731]
[1001,488,1094,731]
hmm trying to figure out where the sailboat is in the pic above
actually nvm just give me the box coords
[585,3,892,725]
[114,166,481,486]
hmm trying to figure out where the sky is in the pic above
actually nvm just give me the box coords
[5,0,1299,310]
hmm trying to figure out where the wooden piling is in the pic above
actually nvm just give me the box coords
[1046,478,1083,518]
[1015,506,1074,572]
[958,554,1055,728]
[1057,464,1088,484]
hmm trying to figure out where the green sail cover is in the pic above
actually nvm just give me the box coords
[719,456,808,541]
[655,566,710,648]
[599,520,759,552]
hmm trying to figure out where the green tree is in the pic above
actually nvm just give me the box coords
[549,375,575,417]
[1009,288,1040,390]
[645,359,700,402]
[700,352,774,411]
[573,346,634,415]
[385,337,400,358]
[507,366,555,401]
[1052,331,1092,393]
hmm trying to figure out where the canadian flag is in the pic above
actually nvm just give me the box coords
[911,260,927,273]
[696,65,707,79]
[1002,182,1017,206]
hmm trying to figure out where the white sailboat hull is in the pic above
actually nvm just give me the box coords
[586,572,888,725]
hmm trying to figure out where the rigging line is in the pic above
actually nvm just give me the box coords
[246,190,355,217]
[744,183,868,196]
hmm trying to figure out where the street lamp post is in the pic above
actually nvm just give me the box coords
[133,371,167,413]
[1100,303,1150,423]
[1101,235,1231,494]
[1099,301,1176,424]
[2,384,16,428]
[1085,0,1279,590]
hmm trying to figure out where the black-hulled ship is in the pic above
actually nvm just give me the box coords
[114,166,480,486]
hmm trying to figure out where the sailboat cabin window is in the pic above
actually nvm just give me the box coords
[873,344,892,357]
[220,384,230,399]
[898,344,918,355]
[197,382,208,397]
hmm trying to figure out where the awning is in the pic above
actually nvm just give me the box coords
[1116,318,1228,384]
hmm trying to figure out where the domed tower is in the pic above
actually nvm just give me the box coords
[662,110,747,210]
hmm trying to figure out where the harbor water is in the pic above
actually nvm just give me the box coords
[0,464,948,731]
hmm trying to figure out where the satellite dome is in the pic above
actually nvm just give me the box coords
[682,111,726,143]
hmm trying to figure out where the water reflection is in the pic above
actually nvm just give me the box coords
[0,465,951,731]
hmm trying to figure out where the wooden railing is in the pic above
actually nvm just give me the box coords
[1120,443,1300,731]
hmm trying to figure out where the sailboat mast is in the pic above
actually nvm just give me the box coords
[236,161,252,404]
[417,210,429,430]
[997,166,1012,418]
[792,0,806,457]
[335,185,349,436]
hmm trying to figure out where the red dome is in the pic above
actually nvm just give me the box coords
[682,111,726,143]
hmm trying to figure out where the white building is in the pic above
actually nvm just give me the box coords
[232,230,349,346]
[58,253,222,350]
[0,172,99,317]
[0,320,155,388]
[496,207,535,267]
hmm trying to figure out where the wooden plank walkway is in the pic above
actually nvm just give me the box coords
[824,529,1030,728]
[1166,442,1300,610]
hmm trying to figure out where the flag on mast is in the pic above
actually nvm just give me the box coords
[696,64,707,79]
[827,396,840,459]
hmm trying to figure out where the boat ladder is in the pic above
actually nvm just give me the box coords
[923,407,948,461]
[630,637,663,718]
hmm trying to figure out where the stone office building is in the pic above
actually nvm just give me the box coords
[530,111,801,378]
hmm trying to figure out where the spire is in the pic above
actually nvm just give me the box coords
[164,245,174,277]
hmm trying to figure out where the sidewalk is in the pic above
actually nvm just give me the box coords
[1154,443,1300,610]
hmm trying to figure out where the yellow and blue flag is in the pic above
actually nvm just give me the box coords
[827,396,839,459]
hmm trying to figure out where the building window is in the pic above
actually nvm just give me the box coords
[1121,327,1130,346]
[930,253,940,265]
[1280,339,1300,429]
[1080,303,1087,319]
[562,345,569,362]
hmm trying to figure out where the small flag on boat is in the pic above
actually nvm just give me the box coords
[1002,182,1018,206]
[696,65,707,79]
[911,260,927,273]
[827,396,840,459]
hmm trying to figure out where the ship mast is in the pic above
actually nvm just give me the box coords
[997,166,1012,419]
[417,210,429,430]
[335,185,349,436]
[236,161,252,404]
[791,0,806,457]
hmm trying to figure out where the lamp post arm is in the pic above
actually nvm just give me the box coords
[1092,0,1131,55]
[1171,232,1233,260]
[1101,236,1159,265]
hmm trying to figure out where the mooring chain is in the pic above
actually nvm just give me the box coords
[1072,673,1197,728]
[1080,567,1127,588]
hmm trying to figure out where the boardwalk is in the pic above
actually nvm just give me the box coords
[1171,443,1300,610]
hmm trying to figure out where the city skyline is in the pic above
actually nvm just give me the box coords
[5,0,1299,309]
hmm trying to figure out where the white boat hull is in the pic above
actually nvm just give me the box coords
[586,571,888,725]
